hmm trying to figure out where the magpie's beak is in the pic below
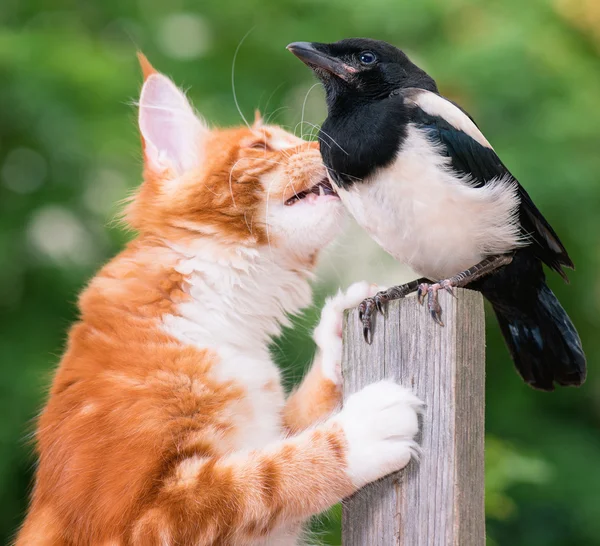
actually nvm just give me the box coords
[287,42,354,81]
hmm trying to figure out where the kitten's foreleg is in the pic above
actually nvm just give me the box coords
[134,380,422,544]
[283,282,383,433]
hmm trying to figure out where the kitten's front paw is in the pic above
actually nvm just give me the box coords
[334,380,423,489]
[313,282,384,384]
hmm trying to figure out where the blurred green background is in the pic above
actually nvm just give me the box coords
[1,0,600,544]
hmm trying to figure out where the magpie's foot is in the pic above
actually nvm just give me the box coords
[359,292,389,344]
[358,297,378,344]
[417,280,456,327]
[358,279,429,343]
[415,255,515,327]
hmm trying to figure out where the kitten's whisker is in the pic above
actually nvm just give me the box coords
[310,123,320,141]
[295,120,321,131]
[264,106,290,126]
[261,83,285,124]
[281,179,302,205]
[231,28,255,129]
[243,211,254,237]
[228,156,260,206]
[295,121,323,144]
[296,83,321,140]
[315,137,332,150]
[325,164,361,182]
[302,122,349,155]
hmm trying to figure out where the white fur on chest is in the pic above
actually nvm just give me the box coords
[211,346,286,450]
[160,242,312,451]
[335,126,522,280]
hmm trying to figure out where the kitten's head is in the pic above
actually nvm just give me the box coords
[126,55,344,267]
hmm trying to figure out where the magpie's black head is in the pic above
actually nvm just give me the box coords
[287,38,438,104]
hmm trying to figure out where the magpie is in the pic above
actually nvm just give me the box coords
[287,38,586,391]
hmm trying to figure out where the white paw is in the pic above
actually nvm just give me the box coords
[334,380,423,489]
[313,282,384,384]
[313,281,384,385]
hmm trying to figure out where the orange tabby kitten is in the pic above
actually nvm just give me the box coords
[16,57,422,546]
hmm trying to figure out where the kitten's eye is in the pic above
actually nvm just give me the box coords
[359,51,377,65]
[250,141,269,150]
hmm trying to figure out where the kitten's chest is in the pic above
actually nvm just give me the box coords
[212,348,285,450]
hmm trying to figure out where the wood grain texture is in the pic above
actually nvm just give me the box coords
[341,289,485,546]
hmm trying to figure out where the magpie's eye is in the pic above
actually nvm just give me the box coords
[359,51,377,65]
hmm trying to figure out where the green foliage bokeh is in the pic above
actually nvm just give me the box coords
[1,0,599,544]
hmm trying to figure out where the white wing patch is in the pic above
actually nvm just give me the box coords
[404,89,493,149]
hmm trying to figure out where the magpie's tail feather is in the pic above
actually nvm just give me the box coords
[491,283,586,391]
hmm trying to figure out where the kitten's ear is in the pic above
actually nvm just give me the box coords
[137,56,208,175]
[137,52,158,81]
[253,109,263,129]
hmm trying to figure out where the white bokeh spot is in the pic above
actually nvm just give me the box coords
[27,206,96,266]
[83,167,129,216]
[2,148,47,194]
[158,13,213,60]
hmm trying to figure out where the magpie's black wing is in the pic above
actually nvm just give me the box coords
[395,88,573,278]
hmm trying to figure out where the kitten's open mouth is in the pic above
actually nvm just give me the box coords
[284,178,339,206]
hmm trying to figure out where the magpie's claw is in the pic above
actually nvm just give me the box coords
[440,279,456,298]
[358,297,377,344]
[426,287,442,326]
[429,302,444,326]
[417,283,429,305]
[430,310,444,326]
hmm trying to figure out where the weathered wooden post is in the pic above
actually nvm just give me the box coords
[342,289,486,546]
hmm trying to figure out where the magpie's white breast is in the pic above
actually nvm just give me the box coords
[332,124,523,280]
